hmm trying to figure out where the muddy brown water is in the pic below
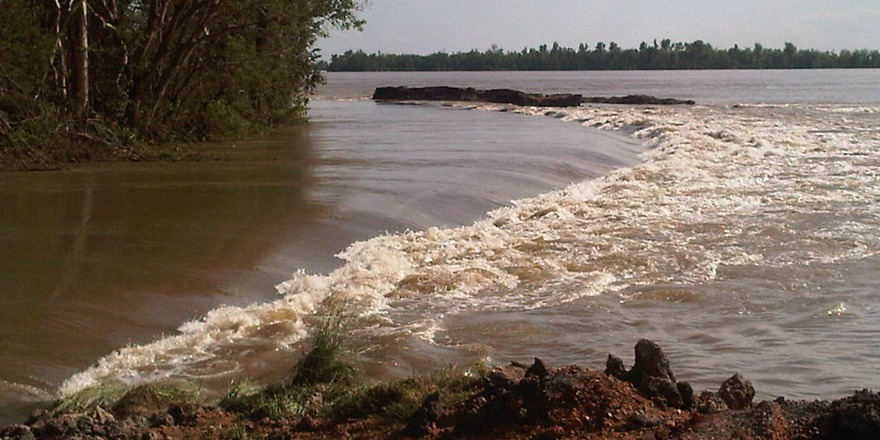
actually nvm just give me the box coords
[0,97,636,423]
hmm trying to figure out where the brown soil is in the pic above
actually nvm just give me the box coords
[2,340,878,439]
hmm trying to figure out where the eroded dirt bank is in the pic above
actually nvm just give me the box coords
[2,340,877,439]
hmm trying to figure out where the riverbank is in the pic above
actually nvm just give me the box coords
[2,339,876,439]
[0,134,214,172]
[0,114,311,172]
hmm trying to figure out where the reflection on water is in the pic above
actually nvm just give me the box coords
[0,125,322,418]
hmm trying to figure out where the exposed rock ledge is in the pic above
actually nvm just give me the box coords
[372,86,696,107]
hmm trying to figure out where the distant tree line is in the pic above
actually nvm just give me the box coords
[0,0,361,170]
[324,40,880,71]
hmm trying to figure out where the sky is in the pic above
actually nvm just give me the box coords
[316,0,880,58]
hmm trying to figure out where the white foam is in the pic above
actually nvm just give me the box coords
[60,101,880,396]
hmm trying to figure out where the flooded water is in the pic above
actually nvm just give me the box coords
[0,82,638,423]
[2,69,880,424]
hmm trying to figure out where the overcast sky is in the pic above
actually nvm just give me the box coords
[316,0,880,57]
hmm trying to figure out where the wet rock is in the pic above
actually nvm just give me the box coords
[404,391,441,438]
[719,373,756,410]
[605,339,693,409]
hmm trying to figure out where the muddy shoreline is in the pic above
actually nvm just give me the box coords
[2,340,876,439]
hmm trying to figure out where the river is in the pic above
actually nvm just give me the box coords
[1,69,879,423]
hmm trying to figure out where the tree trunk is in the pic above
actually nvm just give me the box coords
[71,0,89,116]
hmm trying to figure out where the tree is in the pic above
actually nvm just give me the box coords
[2,0,363,165]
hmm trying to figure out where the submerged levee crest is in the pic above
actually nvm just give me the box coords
[60,101,880,396]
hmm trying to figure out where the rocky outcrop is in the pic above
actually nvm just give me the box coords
[605,338,694,409]
[372,86,696,107]
[719,373,756,410]
[373,86,584,107]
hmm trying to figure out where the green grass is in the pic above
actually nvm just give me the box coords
[58,307,489,431]
[220,380,310,420]
[53,384,131,413]
[285,312,358,388]
[220,309,359,420]
[219,303,491,425]
[328,364,489,423]
[53,383,202,414]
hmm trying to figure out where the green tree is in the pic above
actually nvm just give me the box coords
[1,0,363,168]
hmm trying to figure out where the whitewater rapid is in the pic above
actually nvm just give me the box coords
[60,101,880,397]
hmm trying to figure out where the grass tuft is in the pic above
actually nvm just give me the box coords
[53,382,201,415]
[219,307,359,420]
[53,385,130,413]
[286,311,358,388]
[328,363,489,423]
[219,380,309,420]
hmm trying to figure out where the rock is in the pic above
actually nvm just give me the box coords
[92,406,116,425]
[631,339,677,384]
[0,424,35,440]
[677,381,694,409]
[525,358,549,380]
[605,354,628,380]
[718,373,755,410]
[167,403,200,426]
[404,391,441,438]
[696,390,728,414]
[625,413,662,430]
[149,412,174,427]
[809,389,880,439]
[485,363,527,393]
[604,339,692,409]
[373,86,583,107]
[373,86,695,107]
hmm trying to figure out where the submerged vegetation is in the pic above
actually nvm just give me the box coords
[0,0,363,170]
[325,40,880,71]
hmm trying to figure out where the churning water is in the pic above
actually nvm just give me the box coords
[3,70,880,423]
